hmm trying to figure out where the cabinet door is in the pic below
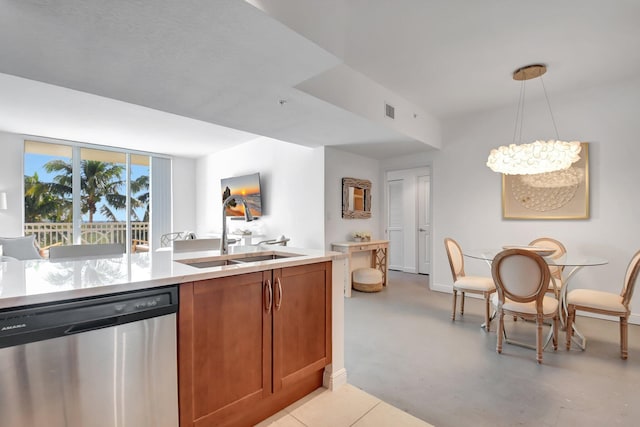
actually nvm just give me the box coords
[272,262,332,392]
[178,272,272,427]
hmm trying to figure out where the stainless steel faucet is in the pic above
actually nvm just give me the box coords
[220,195,254,254]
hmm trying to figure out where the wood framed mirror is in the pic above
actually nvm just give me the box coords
[342,177,372,219]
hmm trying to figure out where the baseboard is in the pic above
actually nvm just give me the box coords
[390,267,418,274]
[323,367,347,390]
[431,283,484,300]
[431,282,452,293]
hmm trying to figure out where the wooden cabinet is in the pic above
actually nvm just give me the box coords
[178,262,332,427]
[272,264,332,394]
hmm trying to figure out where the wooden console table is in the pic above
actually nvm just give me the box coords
[331,240,389,297]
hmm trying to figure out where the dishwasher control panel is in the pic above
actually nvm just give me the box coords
[0,286,178,348]
[119,294,167,313]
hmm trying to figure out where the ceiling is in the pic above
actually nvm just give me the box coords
[1,0,639,159]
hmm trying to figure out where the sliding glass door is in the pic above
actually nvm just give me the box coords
[24,141,154,254]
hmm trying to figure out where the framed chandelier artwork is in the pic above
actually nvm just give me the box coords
[502,142,589,219]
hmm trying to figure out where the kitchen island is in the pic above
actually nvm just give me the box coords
[0,245,348,427]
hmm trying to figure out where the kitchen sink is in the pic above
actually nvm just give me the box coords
[176,252,298,269]
[178,259,231,268]
[229,254,294,263]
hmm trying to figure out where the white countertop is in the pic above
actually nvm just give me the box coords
[0,245,345,310]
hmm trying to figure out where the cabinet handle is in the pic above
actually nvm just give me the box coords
[265,279,273,314]
[275,277,283,311]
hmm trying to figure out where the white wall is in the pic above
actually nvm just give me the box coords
[324,147,381,250]
[195,137,325,249]
[0,132,26,236]
[414,76,640,322]
[297,64,442,149]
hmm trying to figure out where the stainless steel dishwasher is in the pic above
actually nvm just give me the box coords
[0,286,179,427]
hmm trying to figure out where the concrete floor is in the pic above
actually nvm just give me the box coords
[345,271,640,427]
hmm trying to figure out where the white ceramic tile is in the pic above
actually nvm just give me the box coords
[284,387,328,413]
[254,410,307,427]
[352,402,434,427]
[288,384,380,427]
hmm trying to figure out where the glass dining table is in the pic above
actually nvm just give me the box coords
[464,248,608,350]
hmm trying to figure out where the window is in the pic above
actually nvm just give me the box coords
[24,140,160,254]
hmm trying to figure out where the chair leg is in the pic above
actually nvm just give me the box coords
[536,315,543,364]
[460,292,465,316]
[497,311,504,354]
[451,290,458,321]
[566,305,575,350]
[621,315,628,360]
[484,295,491,332]
[552,315,558,351]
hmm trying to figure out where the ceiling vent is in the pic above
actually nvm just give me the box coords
[384,103,395,119]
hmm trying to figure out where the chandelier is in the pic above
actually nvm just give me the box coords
[486,64,581,175]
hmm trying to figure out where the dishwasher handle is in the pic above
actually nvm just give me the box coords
[64,317,119,335]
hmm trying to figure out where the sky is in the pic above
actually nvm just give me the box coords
[25,153,149,222]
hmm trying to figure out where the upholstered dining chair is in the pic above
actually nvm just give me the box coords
[491,249,559,364]
[0,235,43,260]
[444,238,496,331]
[529,237,566,298]
[565,249,640,359]
[49,243,125,260]
[173,238,221,253]
[160,232,185,248]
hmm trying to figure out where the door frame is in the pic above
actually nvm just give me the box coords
[383,165,432,275]
[417,174,431,275]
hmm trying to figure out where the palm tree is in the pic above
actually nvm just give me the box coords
[101,173,149,222]
[45,159,125,222]
[24,172,71,222]
[132,174,150,222]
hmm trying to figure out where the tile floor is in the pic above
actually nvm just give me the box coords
[254,384,434,427]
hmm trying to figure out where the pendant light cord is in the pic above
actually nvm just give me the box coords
[512,79,526,144]
[540,76,560,140]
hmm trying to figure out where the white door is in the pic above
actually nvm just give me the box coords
[387,179,404,271]
[386,167,430,274]
[417,175,431,274]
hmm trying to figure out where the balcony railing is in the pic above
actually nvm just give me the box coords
[25,222,149,249]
